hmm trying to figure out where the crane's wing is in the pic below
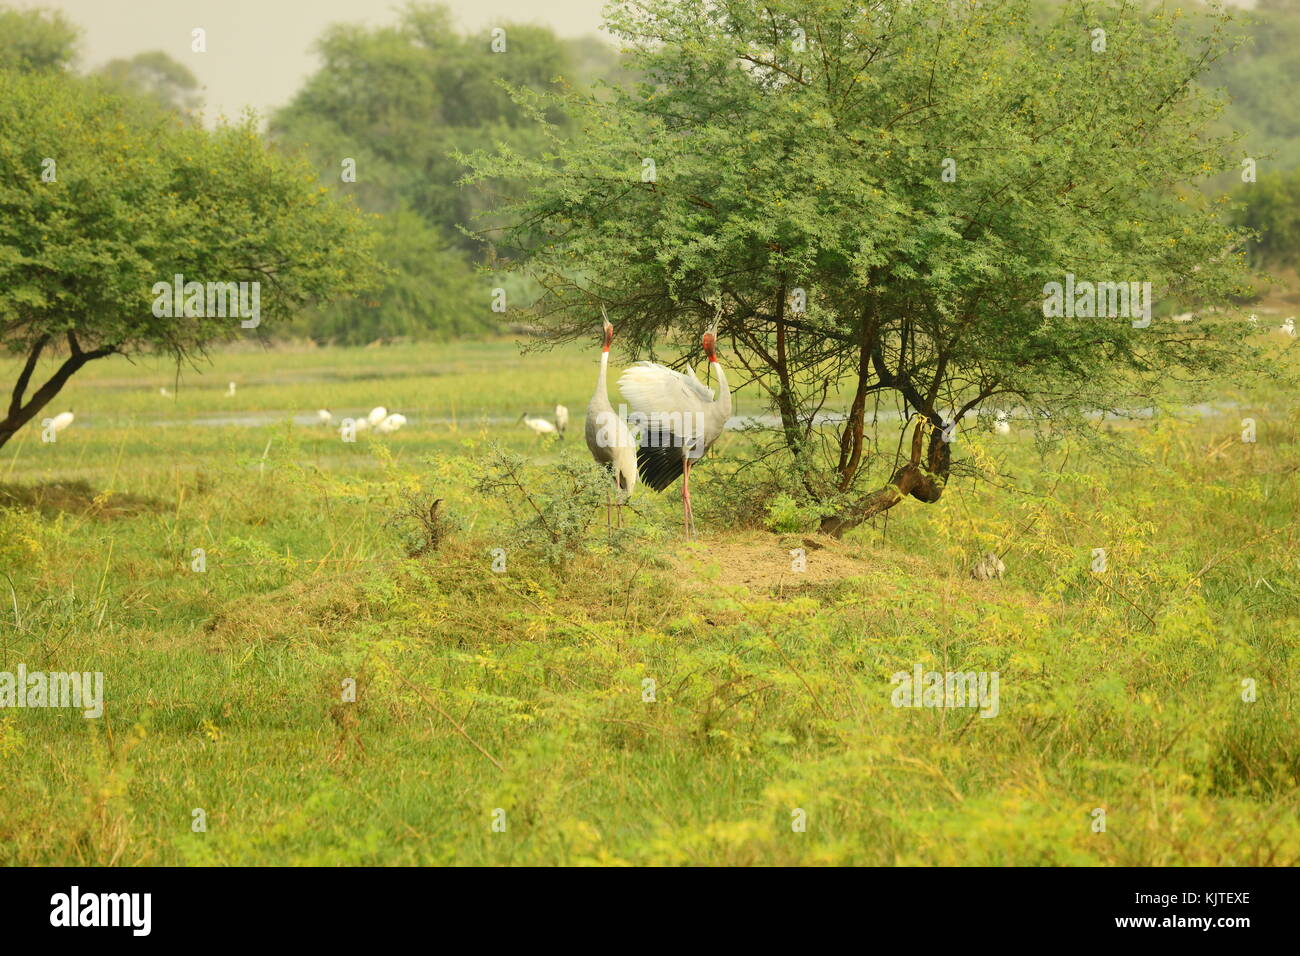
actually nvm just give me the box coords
[617,362,714,491]
[618,361,713,416]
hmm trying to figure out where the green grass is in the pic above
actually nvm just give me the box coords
[0,336,1297,865]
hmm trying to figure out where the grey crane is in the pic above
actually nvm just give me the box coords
[585,308,639,529]
[617,315,731,539]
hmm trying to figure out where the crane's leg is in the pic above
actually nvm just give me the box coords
[682,458,694,540]
[606,486,612,539]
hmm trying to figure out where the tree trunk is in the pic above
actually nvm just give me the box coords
[819,419,950,537]
[0,335,115,451]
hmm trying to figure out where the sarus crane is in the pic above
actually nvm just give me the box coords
[585,308,638,528]
[618,315,731,539]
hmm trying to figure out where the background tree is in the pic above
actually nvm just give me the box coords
[466,0,1272,535]
[270,2,610,342]
[0,69,380,448]
[0,6,78,73]
[95,50,203,119]
[1201,0,1300,182]
[1235,167,1300,270]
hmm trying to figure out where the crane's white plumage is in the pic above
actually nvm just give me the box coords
[554,404,569,437]
[618,360,729,466]
[317,409,333,425]
[227,381,237,396]
[1282,317,1296,337]
[49,411,74,433]
[994,410,1011,435]
[616,313,731,538]
[586,312,638,509]
[367,406,388,426]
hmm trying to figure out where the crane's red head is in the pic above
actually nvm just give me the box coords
[601,307,613,353]
[702,329,718,363]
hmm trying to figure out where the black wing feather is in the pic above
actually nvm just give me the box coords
[637,441,685,491]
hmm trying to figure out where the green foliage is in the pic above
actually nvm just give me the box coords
[764,493,815,534]
[1234,167,1300,269]
[285,205,484,344]
[0,68,380,361]
[386,485,459,557]
[1201,0,1300,177]
[0,6,78,73]
[473,444,616,565]
[94,50,202,119]
[468,0,1270,515]
[269,2,588,342]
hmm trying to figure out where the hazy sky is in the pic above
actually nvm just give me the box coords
[24,0,1261,121]
[25,0,609,121]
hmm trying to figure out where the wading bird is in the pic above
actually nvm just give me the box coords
[585,309,638,529]
[316,409,333,425]
[994,410,1011,435]
[1282,317,1296,337]
[618,313,731,539]
[377,413,407,434]
[227,382,237,397]
[48,411,74,435]
[554,404,569,439]
[367,406,388,426]
[520,414,558,439]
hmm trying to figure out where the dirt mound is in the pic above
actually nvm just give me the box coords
[667,531,888,596]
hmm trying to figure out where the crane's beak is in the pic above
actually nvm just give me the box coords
[601,306,613,349]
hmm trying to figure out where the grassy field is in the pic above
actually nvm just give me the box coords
[1,331,1298,865]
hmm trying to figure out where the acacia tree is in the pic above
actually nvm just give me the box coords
[466,0,1268,535]
[0,69,379,449]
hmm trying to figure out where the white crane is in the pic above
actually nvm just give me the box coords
[367,406,388,426]
[585,308,638,529]
[618,311,731,539]
[994,410,1011,435]
[226,381,237,396]
[520,414,558,439]
[376,413,407,434]
[1282,317,1296,337]
[47,411,74,434]
[316,409,333,425]
[554,404,569,439]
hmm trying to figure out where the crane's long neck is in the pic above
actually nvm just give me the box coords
[596,348,609,398]
[710,353,732,422]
